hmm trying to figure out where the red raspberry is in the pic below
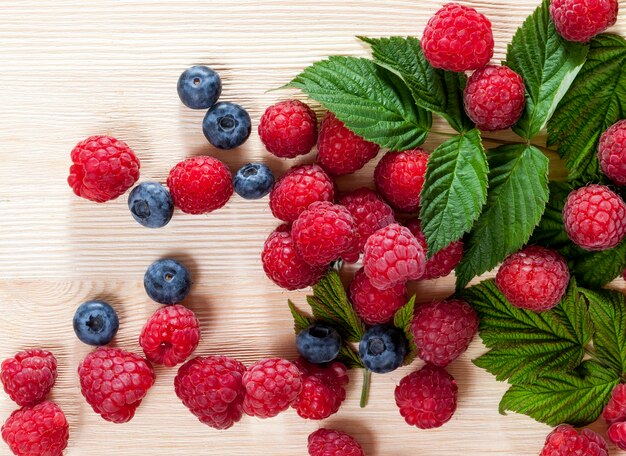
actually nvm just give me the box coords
[78,347,155,423]
[166,156,233,214]
[563,184,626,251]
[68,135,140,202]
[349,267,406,325]
[1,349,57,407]
[599,120,626,185]
[608,422,626,451]
[550,0,618,43]
[242,358,302,418]
[540,425,608,456]
[374,149,429,213]
[292,357,349,420]
[174,355,246,430]
[1,401,69,456]
[269,164,335,223]
[603,383,626,424]
[421,3,494,72]
[411,300,478,367]
[363,223,426,290]
[464,65,526,131]
[495,246,570,312]
[316,113,380,176]
[258,100,318,158]
[139,304,201,367]
[395,364,457,429]
[307,428,364,456]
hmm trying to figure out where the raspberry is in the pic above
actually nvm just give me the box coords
[307,428,364,456]
[78,347,155,423]
[1,401,69,456]
[550,0,618,43]
[598,120,626,185]
[349,267,407,325]
[174,355,246,430]
[603,383,626,424]
[166,156,233,214]
[269,164,335,223]
[421,3,494,72]
[540,425,608,456]
[363,223,426,290]
[374,149,429,213]
[68,135,140,202]
[258,100,318,158]
[316,113,380,176]
[411,300,478,367]
[464,65,526,131]
[608,422,626,451]
[292,357,349,420]
[292,201,355,266]
[242,358,302,418]
[394,364,458,429]
[1,349,57,407]
[139,304,201,367]
[495,246,570,312]
[563,184,626,251]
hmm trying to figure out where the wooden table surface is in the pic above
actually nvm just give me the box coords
[1,1,626,454]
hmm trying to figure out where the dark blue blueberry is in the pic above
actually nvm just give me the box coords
[144,258,191,305]
[296,324,342,364]
[73,300,119,346]
[233,163,275,200]
[202,102,251,149]
[358,325,407,374]
[177,65,222,110]
[128,182,174,228]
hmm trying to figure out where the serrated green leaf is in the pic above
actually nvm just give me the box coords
[287,56,431,150]
[336,344,365,369]
[288,300,314,335]
[456,145,550,289]
[505,0,588,140]
[499,361,618,426]
[551,279,594,349]
[393,295,417,366]
[420,129,488,257]
[529,181,573,249]
[548,34,626,182]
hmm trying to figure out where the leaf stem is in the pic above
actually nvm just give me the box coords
[360,369,372,408]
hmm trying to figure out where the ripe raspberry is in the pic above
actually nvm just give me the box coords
[464,65,526,131]
[78,347,155,423]
[363,223,426,290]
[598,120,626,185]
[349,267,406,325]
[166,156,233,214]
[550,0,618,43]
[540,425,608,456]
[563,184,626,251]
[292,357,349,420]
[1,349,57,407]
[374,149,429,213]
[174,355,246,430]
[395,364,457,429]
[307,428,364,456]
[258,100,318,158]
[603,383,626,424]
[269,164,335,223]
[139,304,201,367]
[242,358,302,418]
[411,300,478,367]
[495,246,570,312]
[608,422,626,451]
[421,3,494,72]
[405,218,463,280]
[316,113,380,176]
[1,401,69,456]
[68,135,140,202]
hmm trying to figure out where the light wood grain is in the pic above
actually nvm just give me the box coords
[1,1,626,454]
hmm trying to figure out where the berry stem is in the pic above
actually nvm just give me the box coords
[360,369,372,408]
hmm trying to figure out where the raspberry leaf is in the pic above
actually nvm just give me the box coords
[336,344,365,370]
[287,300,314,334]
[393,295,417,366]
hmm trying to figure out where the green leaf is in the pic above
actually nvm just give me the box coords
[287,56,431,150]
[499,361,618,426]
[505,0,588,140]
[456,145,550,289]
[420,129,488,257]
[393,295,417,365]
[548,34,626,182]
[336,344,365,369]
[529,181,573,250]
[288,300,314,334]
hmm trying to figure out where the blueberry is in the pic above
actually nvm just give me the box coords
[296,324,342,364]
[233,163,275,200]
[144,258,191,305]
[128,182,174,228]
[203,102,251,149]
[358,325,407,374]
[177,65,222,110]
[73,300,119,346]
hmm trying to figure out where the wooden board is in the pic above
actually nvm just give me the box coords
[1,1,625,454]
